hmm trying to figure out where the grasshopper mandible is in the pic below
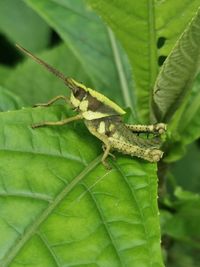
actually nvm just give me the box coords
[16,44,166,168]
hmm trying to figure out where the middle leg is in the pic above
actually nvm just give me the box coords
[32,114,83,128]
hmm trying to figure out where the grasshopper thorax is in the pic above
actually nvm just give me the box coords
[69,79,126,120]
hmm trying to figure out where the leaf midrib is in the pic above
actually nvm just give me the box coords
[82,183,124,265]
[1,155,101,267]
[148,0,158,122]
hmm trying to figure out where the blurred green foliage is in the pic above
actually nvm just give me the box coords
[0,1,200,267]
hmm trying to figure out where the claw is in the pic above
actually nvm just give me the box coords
[31,123,44,129]
[102,159,112,170]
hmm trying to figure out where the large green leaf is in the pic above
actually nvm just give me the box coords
[0,106,163,267]
[0,0,50,52]
[24,0,134,113]
[152,7,200,122]
[86,0,200,122]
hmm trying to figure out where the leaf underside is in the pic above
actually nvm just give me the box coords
[152,7,200,123]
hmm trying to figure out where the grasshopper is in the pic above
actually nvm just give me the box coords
[16,44,166,168]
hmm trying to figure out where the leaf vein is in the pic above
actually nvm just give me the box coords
[37,231,61,267]
[81,182,124,266]
[113,162,152,262]
[0,156,101,267]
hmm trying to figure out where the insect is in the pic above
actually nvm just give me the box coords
[16,44,166,168]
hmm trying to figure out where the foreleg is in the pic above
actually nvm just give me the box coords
[33,95,69,107]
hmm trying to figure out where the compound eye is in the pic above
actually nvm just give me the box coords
[73,87,87,100]
[73,87,80,97]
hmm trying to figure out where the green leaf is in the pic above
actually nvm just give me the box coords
[24,0,135,113]
[161,75,200,163]
[155,0,200,57]
[0,106,163,267]
[86,0,200,122]
[152,8,200,122]
[160,63,200,163]
[161,187,200,249]
[170,142,200,193]
[161,210,200,267]
[0,0,50,52]
[0,65,12,85]
[86,0,158,121]
[0,86,24,111]
[165,242,200,267]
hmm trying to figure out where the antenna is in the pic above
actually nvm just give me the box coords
[16,44,74,88]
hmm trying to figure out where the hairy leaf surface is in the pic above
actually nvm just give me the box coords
[0,106,163,267]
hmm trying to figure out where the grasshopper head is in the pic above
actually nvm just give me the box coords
[69,79,88,108]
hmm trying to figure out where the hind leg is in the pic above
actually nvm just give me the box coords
[108,137,164,162]
[125,123,167,135]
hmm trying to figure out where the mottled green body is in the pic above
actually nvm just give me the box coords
[16,44,166,168]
